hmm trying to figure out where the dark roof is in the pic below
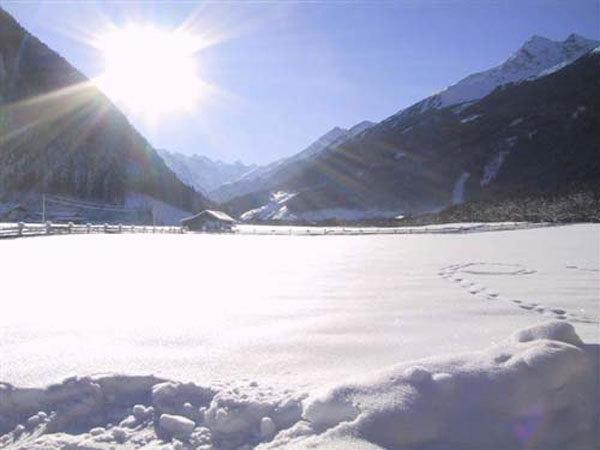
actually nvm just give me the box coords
[181,210,236,223]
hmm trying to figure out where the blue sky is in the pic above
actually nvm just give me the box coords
[2,0,599,164]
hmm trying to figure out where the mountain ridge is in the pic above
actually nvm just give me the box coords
[397,33,599,114]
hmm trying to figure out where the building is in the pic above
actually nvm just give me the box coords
[180,210,236,232]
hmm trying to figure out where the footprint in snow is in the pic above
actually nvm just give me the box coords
[437,262,597,324]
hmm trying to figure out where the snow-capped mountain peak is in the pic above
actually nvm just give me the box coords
[564,32,598,48]
[418,33,599,111]
[510,33,598,68]
[157,149,256,196]
[519,34,553,51]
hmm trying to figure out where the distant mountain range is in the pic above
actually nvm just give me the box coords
[218,34,600,222]
[159,121,375,205]
[0,8,211,224]
[156,150,256,197]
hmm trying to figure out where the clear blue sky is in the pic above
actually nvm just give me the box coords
[2,1,598,164]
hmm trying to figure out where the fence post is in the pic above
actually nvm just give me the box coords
[68,222,74,234]
[45,221,52,235]
[103,223,108,233]
[86,223,91,233]
[118,223,123,233]
[17,222,24,236]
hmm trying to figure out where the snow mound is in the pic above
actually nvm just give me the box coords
[0,376,305,449]
[513,321,583,346]
[263,321,598,449]
[1,322,597,449]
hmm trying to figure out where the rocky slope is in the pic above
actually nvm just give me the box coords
[0,8,211,223]
[226,35,600,222]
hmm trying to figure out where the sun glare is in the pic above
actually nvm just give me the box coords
[94,25,204,121]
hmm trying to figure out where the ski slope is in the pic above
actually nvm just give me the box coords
[0,224,597,449]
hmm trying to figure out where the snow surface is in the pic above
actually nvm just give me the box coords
[239,191,298,221]
[451,172,470,204]
[481,150,510,187]
[510,117,524,127]
[1,322,597,449]
[460,114,480,124]
[0,225,598,448]
[572,105,587,120]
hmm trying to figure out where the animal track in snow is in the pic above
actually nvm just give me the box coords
[438,263,598,324]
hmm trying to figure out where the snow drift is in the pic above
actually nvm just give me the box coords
[1,321,597,449]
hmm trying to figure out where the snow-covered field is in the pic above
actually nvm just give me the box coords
[0,224,598,449]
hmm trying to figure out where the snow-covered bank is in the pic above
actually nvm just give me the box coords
[1,322,598,449]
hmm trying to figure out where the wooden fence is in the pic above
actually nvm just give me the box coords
[235,222,552,236]
[0,222,185,239]
[0,221,552,239]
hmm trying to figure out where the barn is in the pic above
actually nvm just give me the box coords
[180,210,236,232]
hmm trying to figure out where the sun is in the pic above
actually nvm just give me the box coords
[94,25,204,121]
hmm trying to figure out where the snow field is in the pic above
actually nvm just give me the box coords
[0,225,597,388]
[0,224,597,448]
[0,321,597,449]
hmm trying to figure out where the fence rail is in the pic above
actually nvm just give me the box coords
[0,221,553,239]
[235,222,552,236]
[0,222,185,239]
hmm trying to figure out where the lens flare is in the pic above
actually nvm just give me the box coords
[94,25,205,121]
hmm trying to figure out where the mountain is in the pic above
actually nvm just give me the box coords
[210,120,375,203]
[396,33,599,113]
[225,35,600,222]
[157,150,256,197]
[0,8,211,224]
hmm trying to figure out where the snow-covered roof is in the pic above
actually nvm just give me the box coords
[205,210,236,222]
[182,210,236,223]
